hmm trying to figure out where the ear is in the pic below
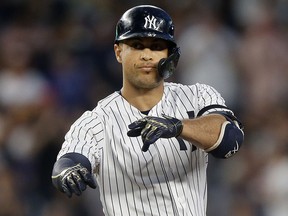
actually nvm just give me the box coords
[114,44,122,63]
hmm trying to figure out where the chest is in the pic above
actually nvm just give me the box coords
[98,110,201,185]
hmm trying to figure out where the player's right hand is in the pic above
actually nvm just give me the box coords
[52,163,97,198]
[127,114,183,152]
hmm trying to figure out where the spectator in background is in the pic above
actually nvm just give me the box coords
[0,160,24,216]
[0,25,54,156]
[0,25,55,215]
[177,3,241,109]
[259,107,288,216]
[236,1,288,122]
[218,1,288,216]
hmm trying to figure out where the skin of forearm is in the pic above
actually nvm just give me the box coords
[180,114,226,150]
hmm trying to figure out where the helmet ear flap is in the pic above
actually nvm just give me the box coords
[158,47,180,79]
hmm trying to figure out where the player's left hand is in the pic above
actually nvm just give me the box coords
[127,114,183,151]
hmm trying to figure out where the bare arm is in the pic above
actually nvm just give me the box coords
[180,114,226,150]
[127,112,243,158]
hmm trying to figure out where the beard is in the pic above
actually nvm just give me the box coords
[127,70,163,89]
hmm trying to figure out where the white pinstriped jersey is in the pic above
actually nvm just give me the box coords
[57,82,232,216]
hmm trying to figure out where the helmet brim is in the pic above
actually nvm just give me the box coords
[115,31,176,47]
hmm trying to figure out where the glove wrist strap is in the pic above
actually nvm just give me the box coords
[52,153,92,190]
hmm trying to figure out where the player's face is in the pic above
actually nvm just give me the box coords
[114,38,169,89]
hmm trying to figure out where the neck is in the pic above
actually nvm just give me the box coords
[121,84,164,111]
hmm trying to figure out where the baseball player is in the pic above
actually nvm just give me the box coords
[51,5,244,216]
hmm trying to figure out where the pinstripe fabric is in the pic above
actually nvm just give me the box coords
[57,82,231,216]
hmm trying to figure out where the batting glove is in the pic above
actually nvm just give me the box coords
[127,114,183,152]
[52,159,96,198]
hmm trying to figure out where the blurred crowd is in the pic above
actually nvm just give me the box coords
[0,0,287,216]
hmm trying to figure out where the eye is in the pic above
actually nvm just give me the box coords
[130,41,144,50]
[150,42,168,51]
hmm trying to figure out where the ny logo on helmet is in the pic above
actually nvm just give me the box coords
[144,15,163,31]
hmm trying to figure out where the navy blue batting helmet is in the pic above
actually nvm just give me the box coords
[115,5,176,47]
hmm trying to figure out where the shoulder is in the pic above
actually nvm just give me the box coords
[164,82,219,96]
[164,82,196,93]
[194,83,222,96]
[164,82,227,113]
[95,91,121,108]
[70,92,121,126]
[91,91,122,114]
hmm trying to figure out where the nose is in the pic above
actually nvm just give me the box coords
[140,48,153,61]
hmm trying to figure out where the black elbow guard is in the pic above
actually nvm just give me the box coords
[205,120,244,159]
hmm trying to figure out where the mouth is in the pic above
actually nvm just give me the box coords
[137,64,157,72]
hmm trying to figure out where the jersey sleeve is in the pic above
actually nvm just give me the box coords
[56,111,102,171]
[195,83,233,116]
